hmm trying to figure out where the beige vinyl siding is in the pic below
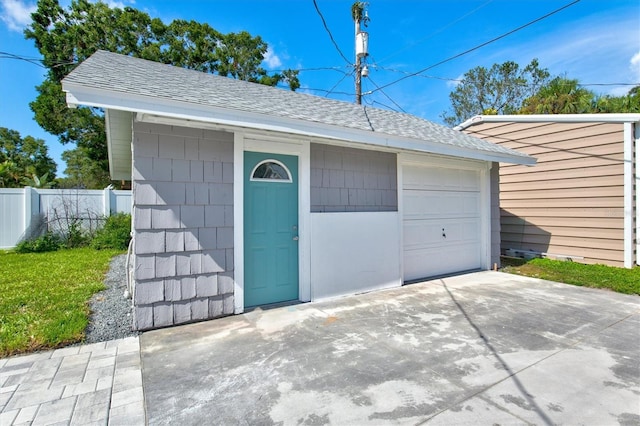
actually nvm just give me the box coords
[464,122,625,267]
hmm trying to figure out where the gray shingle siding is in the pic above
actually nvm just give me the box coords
[132,122,234,330]
[311,143,397,212]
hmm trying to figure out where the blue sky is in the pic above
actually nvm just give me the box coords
[1,0,639,176]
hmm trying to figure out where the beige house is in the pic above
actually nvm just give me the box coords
[457,114,640,268]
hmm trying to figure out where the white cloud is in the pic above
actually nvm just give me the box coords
[446,74,464,88]
[263,47,282,69]
[0,0,35,32]
[476,10,640,98]
[630,51,640,81]
[102,0,134,10]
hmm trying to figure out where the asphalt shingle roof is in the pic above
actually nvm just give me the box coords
[62,50,530,161]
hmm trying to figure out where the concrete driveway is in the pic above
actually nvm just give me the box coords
[140,271,640,425]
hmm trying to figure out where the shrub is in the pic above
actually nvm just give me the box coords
[91,213,132,250]
[15,232,62,253]
[64,218,91,248]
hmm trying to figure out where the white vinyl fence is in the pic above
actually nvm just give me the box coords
[0,187,131,249]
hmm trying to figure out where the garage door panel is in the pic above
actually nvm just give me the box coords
[404,218,480,249]
[402,163,483,281]
[404,191,480,219]
[404,242,482,281]
[404,165,480,192]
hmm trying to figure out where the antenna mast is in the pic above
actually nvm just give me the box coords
[352,2,369,105]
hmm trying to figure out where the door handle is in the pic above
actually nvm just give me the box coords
[293,236,299,241]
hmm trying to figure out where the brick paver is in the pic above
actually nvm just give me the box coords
[0,337,144,426]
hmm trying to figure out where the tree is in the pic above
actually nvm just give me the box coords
[57,147,111,189]
[0,127,57,188]
[519,77,594,114]
[590,86,640,113]
[441,59,550,126]
[25,0,300,188]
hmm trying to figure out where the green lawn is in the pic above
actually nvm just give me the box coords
[0,248,122,357]
[501,257,640,295]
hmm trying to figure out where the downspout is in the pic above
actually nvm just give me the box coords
[623,122,634,268]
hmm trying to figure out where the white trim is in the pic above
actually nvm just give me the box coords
[249,159,293,183]
[396,154,404,284]
[635,123,640,266]
[64,83,533,165]
[233,133,312,312]
[455,113,640,130]
[623,123,634,268]
[480,162,492,270]
[233,133,245,314]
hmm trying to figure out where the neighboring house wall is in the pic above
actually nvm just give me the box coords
[132,122,235,330]
[310,143,397,212]
[465,122,626,267]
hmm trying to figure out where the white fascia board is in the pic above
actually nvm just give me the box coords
[455,113,640,130]
[64,83,534,165]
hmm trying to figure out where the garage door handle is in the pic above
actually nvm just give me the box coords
[293,236,299,241]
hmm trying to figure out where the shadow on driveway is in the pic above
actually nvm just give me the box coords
[140,271,640,425]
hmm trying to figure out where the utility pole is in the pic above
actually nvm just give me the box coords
[352,2,369,105]
[355,17,362,105]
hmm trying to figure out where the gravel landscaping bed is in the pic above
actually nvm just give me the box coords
[84,254,139,343]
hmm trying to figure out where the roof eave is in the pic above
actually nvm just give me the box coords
[455,113,640,130]
[63,82,533,166]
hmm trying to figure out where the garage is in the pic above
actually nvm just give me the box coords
[63,50,534,331]
[403,159,486,281]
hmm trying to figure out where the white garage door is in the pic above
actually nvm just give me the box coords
[403,164,483,281]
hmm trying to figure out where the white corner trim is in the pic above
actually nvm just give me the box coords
[481,166,491,270]
[635,123,640,266]
[396,154,404,282]
[623,123,634,268]
[233,133,245,314]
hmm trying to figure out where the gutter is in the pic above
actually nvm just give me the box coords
[455,113,640,131]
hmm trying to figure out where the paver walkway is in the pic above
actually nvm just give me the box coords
[0,336,144,426]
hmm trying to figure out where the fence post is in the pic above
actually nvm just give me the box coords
[103,187,112,217]
[23,187,40,239]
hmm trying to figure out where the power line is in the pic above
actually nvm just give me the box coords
[269,66,350,74]
[312,0,351,65]
[370,99,402,112]
[365,75,406,112]
[3,50,636,93]
[0,51,77,68]
[325,69,355,97]
[0,52,45,68]
[368,0,581,94]
[302,87,354,97]
[373,64,640,88]
[371,64,462,82]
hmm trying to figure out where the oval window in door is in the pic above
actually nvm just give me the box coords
[250,160,292,182]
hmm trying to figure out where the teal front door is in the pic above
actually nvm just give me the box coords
[244,151,299,307]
